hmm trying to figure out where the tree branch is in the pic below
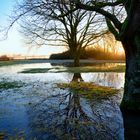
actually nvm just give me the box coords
[105,18,119,40]
[91,0,124,8]
[76,3,122,31]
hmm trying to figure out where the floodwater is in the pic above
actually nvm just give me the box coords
[0,62,125,140]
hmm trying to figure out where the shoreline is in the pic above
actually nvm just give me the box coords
[0,59,125,67]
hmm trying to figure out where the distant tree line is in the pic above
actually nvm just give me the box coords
[0,55,12,61]
[50,47,125,60]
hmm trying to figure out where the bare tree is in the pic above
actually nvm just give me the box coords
[8,0,106,66]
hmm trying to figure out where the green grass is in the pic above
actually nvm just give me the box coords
[0,60,47,67]
[57,82,119,99]
[20,65,125,73]
[0,61,16,67]
[0,60,31,67]
[0,81,24,90]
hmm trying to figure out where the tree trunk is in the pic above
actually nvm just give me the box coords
[69,48,80,67]
[74,54,80,67]
[72,73,83,82]
[120,0,140,112]
[72,50,80,67]
[121,37,140,112]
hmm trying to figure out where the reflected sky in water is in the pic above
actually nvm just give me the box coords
[82,73,124,89]
[0,62,125,139]
[0,62,125,89]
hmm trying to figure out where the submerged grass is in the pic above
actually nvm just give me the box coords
[0,81,24,90]
[0,132,5,140]
[0,60,32,67]
[58,82,119,99]
[0,60,47,67]
[0,61,15,67]
[20,65,125,73]
[0,131,26,140]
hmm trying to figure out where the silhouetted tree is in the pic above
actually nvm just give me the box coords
[8,0,106,66]
[66,0,140,111]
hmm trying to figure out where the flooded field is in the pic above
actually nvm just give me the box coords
[0,61,125,140]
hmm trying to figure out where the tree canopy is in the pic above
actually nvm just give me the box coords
[7,0,109,66]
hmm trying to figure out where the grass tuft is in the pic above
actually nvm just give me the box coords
[0,81,24,90]
[57,82,119,99]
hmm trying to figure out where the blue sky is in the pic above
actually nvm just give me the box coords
[0,0,15,25]
[0,0,12,13]
[0,0,64,57]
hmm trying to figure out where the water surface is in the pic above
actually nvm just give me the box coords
[0,62,125,140]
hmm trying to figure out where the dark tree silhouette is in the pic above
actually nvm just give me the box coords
[7,0,106,66]
[66,0,140,112]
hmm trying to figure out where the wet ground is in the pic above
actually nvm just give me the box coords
[0,61,125,140]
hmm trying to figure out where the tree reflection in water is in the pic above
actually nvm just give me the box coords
[27,73,124,140]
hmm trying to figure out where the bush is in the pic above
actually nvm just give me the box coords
[49,47,125,60]
[49,50,87,59]
[0,55,11,61]
[50,51,70,59]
